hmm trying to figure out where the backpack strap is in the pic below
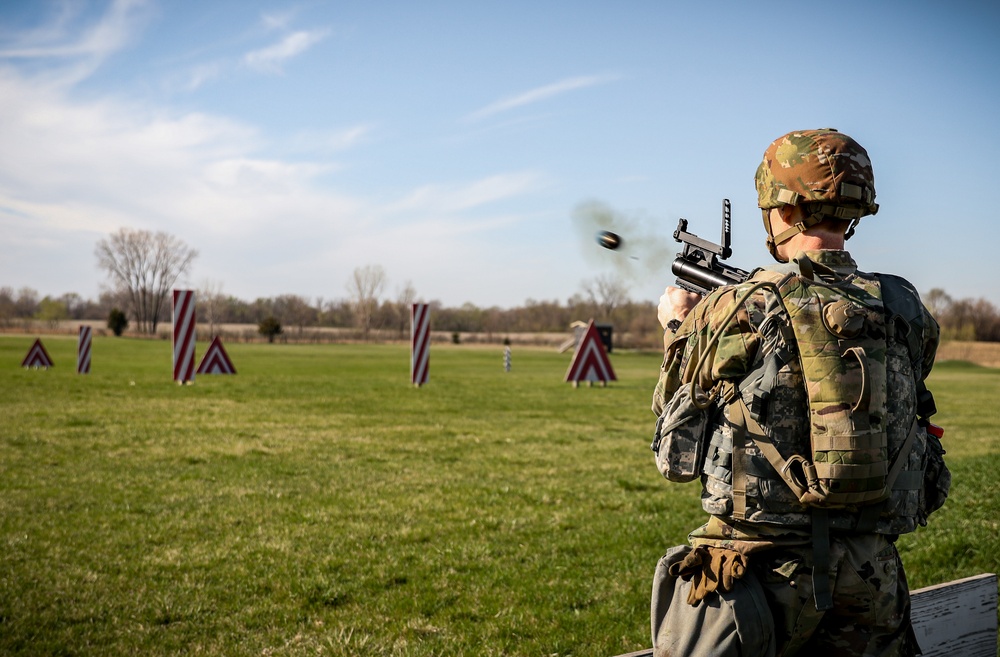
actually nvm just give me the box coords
[727,392,810,504]
[811,509,834,611]
[719,271,798,521]
[728,390,835,611]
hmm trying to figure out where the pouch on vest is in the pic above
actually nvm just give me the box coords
[741,260,895,509]
[652,383,713,483]
[783,264,891,507]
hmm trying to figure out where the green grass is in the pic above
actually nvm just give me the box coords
[0,336,996,656]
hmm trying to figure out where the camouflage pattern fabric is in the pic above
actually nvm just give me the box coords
[651,382,713,483]
[650,248,946,654]
[751,534,920,656]
[754,129,879,216]
[651,535,919,656]
[652,249,945,537]
[688,516,811,555]
[760,258,892,507]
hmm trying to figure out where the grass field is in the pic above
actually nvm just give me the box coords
[1,335,997,656]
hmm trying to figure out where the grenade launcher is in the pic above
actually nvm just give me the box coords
[672,199,750,295]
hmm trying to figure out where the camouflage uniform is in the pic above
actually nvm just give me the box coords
[650,249,948,656]
[650,130,951,655]
[753,534,914,656]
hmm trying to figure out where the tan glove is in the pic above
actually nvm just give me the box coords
[667,546,748,605]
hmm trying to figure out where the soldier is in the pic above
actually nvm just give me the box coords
[649,129,950,656]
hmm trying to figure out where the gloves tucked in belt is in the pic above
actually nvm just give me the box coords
[666,545,748,606]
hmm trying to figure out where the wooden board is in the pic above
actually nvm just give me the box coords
[910,573,997,657]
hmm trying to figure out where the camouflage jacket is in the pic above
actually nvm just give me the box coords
[652,250,948,551]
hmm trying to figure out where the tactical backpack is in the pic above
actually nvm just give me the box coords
[680,253,939,609]
[729,259,897,512]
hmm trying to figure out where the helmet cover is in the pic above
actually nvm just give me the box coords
[755,129,878,218]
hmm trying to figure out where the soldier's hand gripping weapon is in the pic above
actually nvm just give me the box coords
[671,199,750,295]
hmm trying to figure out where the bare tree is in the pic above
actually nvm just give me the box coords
[274,294,315,335]
[0,287,14,325]
[924,288,952,321]
[95,228,198,335]
[14,287,39,318]
[969,298,1000,342]
[394,280,418,337]
[581,273,630,321]
[59,292,84,319]
[314,296,325,325]
[198,279,226,338]
[347,264,387,340]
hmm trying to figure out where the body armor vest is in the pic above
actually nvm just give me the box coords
[697,262,936,535]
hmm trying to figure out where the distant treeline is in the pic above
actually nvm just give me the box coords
[0,286,662,349]
[3,285,997,346]
[924,289,1000,342]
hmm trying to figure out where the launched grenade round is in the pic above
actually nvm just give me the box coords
[595,230,622,250]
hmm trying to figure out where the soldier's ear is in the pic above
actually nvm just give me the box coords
[777,204,805,226]
[765,206,794,233]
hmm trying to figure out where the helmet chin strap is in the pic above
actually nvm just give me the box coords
[762,208,823,263]
[763,206,859,262]
[762,209,785,262]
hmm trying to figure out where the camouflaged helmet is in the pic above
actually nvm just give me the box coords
[755,129,879,255]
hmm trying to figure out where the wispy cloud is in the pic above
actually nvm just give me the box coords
[243,29,329,74]
[287,124,376,155]
[171,10,331,90]
[0,5,577,306]
[260,10,298,31]
[385,172,549,215]
[465,74,618,122]
[0,67,261,232]
[182,61,224,91]
[0,0,145,58]
[0,57,548,304]
[0,0,150,85]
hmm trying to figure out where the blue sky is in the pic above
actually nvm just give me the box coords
[2,0,998,309]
